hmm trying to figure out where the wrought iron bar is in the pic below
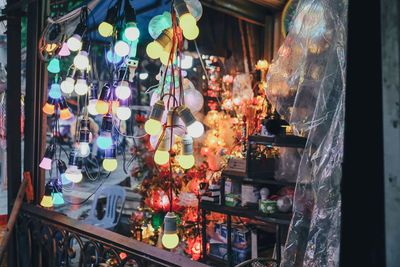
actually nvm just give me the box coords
[16,204,210,267]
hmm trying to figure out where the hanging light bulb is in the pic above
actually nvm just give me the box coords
[162,212,179,249]
[57,160,71,185]
[106,50,122,64]
[103,144,117,172]
[58,97,72,120]
[51,179,64,205]
[39,144,55,170]
[67,22,86,52]
[98,6,117,37]
[74,70,89,95]
[154,130,171,165]
[87,84,98,115]
[146,28,173,59]
[42,97,56,115]
[47,57,61,74]
[114,40,130,57]
[61,66,76,94]
[65,150,83,183]
[145,100,165,135]
[174,0,199,40]
[116,99,131,121]
[58,42,70,57]
[124,22,140,42]
[97,113,113,150]
[73,40,90,70]
[177,134,194,169]
[177,106,204,138]
[49,83,62,99]
[78,119,91,157]
[115,80,131,100]
[96,84,110,114]
[40,182,54,208]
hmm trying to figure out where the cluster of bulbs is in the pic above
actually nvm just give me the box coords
[145,101,204,169]
[146,0,202,65]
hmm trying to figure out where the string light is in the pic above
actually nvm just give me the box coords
[103,144,117,171]
[61,66,76,94]
[39,144,55,170]
[67,22,86,52]
[145,100,165,135]
[65,150,83,183]
[162,212,179,249]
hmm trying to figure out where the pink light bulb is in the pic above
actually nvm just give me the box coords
[58,43,71,57]
[39,157,52,170]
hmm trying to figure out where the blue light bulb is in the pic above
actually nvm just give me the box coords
[106,50,122,64]
[49,83,62,99]
[61,173,71,185]
[97,135,112,150]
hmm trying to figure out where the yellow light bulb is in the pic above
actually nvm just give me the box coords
[162,233,179,249]
[40,195,53,208]
[183,25,199,40]
[177,154,195,169]
[154,150,169,165]
[103,158,117,172]
[98,21,113,37]
[146,41,163,59]
[95,100,109,115]
[179,13,196,31]
[144,119,162,135]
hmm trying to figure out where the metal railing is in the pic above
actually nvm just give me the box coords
[15,203,209,267]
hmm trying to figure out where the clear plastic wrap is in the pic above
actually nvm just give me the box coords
[266,0,347,266]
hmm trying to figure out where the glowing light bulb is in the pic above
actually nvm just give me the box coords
[52,192,64,205]
[97,134,112,150]
[106,50,122,63]
[154,150,169,165]
[182,25,199,40]
[116,106,131,120]
[98,21,113,37]
[78,142,90,157]
[115,81,131,100]
[146,41,163,59]
[47,58,61,74]
[65,165,83,183]
[179,13,196,32]
[88,99,98,115]
[162,233,179,249]
[61,77,75,94]
[114,40,130,57]
[74,51,89,70]
[103,158,117,172]
[49,83,62,99]
[39,157,52,170]
[123,23,140,41]
[139,73,148,80]
[144,119,162,135]
[42,102,55,115]
[96,100,109,115]
[74,79,89,95]
[67,36,82,52]
[177,154,195,169]
[40,195,53,208]
[58,42,70,56]
[61,173,71,185]
[60,108,72,120]
[187,121,204,138]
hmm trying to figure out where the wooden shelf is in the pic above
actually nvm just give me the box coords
[248,135,307,148]
[199,202,292,225]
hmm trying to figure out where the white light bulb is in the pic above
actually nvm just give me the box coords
[180,55,193,69]
[74,51,89,70]
[65,165,83,183]
[87,99,98,115]
[116,106,131,120]
[124,25,140,41]
[78,142,90,157]
[114,40,130,57]
[139,73,148,80]
[67,35,82,52]
[187,121,204,138]
[61,77,75,94]
[74,79,89,95]
[115,81,131,100]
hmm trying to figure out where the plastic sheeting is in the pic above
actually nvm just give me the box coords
[266,0,347,266]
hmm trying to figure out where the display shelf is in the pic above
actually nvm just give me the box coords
[248,135,307,148]
[222,169,296,187]
[199,202,292,225]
